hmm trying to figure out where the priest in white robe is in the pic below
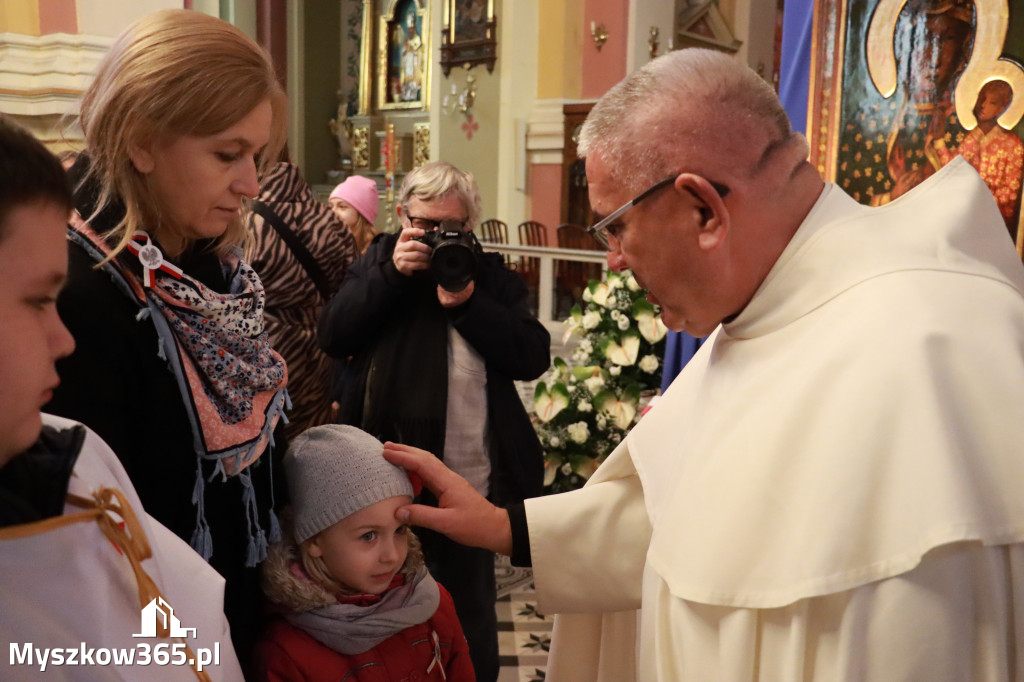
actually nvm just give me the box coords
[383,47,1024,681]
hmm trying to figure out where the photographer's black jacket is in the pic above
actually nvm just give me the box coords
[318,231,550,504]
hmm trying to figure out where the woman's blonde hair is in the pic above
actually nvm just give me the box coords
[349,214,378,254]
[76,9,287,257]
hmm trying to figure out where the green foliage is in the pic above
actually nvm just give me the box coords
[533,270,668,493]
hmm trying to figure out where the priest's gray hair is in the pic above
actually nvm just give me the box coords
[578,48,792,194]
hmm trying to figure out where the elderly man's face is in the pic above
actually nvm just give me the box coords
[586,153,719,336]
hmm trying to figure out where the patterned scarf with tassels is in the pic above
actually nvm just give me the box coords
[68,214,289,566]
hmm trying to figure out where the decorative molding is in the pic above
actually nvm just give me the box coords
[413,121,430,167]
[675,1,742,54]
[526,98,568,165]
[358,0,373,115]
[352,125,370,168]
[0,32,113,117]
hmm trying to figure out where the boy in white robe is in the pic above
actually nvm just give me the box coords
[381,48,1024,681]
[0,115,244,681]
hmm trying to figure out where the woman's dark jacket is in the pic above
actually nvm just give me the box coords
[317,232,550,504]
[45,158,279,664]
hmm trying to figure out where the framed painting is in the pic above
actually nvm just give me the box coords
[378,0,430,111]
[440,0,497,77]
[808,0,1024,256]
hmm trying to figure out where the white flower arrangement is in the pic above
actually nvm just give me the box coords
[568,421,590,443]
[584,374,606,395]
[533,269,667,493]
[639,354,660,373]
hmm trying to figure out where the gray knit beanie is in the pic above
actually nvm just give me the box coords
[285,424,414,544]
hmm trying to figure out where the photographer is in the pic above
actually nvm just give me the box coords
[317,161,550,682]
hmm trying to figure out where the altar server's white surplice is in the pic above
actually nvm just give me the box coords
[0,415,244,681]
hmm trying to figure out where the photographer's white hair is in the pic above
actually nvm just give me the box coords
[578,48,792,193]
[398,160,482,231]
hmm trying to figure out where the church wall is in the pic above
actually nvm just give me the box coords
[525,0,584,233]
[39,0,76,34]
[626,0,673,72]
[76,0,181,37]
[727,0,778,85]
[300,0,342,186]
[536,0,582,101]
[581,0,626,100]
[435,60,501,223]
[0,0,40,34]
[494,0,538,232]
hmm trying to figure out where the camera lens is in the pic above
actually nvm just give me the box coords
[431,239,477,292]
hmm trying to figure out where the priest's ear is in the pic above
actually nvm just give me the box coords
[675,173,730,251]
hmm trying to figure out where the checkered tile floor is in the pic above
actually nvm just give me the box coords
[495,557,549,681]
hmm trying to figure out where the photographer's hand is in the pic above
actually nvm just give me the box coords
[438,281,474,308]
[392,225,431,276]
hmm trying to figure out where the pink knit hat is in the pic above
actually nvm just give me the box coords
[329,175,379,224]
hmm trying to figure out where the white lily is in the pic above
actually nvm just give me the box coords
[635,309,669,343]
[602,332,640,366]
[595,391,638,430]
[534,382,570,423]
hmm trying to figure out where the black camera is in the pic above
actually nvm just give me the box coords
[416,227,479,293]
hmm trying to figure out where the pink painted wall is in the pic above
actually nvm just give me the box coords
[530,163,562,239]
[38,0,77,33]
[581,0,627,100]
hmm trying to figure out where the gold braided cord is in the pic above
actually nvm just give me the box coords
[0,487,212,681]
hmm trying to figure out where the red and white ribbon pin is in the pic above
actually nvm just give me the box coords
[125,233,184,288]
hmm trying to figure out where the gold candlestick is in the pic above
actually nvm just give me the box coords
[385,123,396,231]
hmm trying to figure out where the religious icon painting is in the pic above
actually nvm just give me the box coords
[809,0,1024,257]
[378,0,430,111]
[440,0,497,77]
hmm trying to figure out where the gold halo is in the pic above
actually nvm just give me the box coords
[954,0,1021,129]
[867,0,1024,130]
[866,0,906,98]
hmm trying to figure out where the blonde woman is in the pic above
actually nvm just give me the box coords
[47,9,288,664]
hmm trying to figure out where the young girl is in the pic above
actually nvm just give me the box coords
[256,424,474,681]
[329,175,380,253]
